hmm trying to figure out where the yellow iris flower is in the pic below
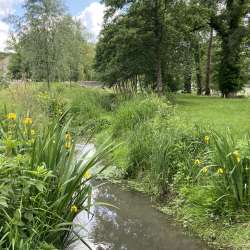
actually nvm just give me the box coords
[7,113,16,121]
[70,205,78,214]
[194,159,201,165]
[65,132,72,141]
[204,135,209,144]
[65,142,72,149]
[232,150,240,163]
[23,117,32,125]
[84,170,92,179]
[217,168,224,174]
[202,167,208,173]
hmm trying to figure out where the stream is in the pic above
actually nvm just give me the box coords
[67,144,210,250]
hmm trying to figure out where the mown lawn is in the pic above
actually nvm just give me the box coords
[175,95,250,136]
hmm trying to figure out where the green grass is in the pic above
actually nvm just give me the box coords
[175,95,250,136]
[2,85,250,249]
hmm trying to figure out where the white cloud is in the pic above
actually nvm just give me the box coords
[77,2,105,42]
[0,0,23,51]
[0,0,23,17]
[0,20,9,51]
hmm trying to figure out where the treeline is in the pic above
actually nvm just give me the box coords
[95,0,250,97]
[8,0,95,88]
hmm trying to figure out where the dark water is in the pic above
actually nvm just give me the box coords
[69,182,209,250]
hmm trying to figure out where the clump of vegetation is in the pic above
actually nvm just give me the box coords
[0,109,112,249]
[2,82,250,248]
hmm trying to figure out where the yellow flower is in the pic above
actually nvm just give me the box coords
[65,132,72,141]
[7,113,16,121]
[204,135,209,144]
[217,168,224,174]
[232,150,240,163]
[65,142,71,149]
[194,159,202,165]
[84,170,91,179]
[202,167,208,174]
[23,117,32,125]
[70,205,78,214]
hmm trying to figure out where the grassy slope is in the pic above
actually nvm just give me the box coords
[175,95,250,136]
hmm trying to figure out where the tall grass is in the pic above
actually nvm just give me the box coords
[0,112,113,249]
[212,132,250,208]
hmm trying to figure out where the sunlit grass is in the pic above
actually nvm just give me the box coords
[175,95,250,136]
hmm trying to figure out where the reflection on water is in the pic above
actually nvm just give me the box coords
[69,182,209,250]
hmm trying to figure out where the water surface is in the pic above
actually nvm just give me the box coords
[69,182,209,250]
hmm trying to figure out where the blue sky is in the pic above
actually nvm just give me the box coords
[13,1,101,16]
[65,0,99,15]
[0,0,104,51]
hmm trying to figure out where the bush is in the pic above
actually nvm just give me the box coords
[95,92,212,197]
[111,94,171,137]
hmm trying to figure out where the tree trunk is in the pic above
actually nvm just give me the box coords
[194,41,202,95]
[47,63,51,90]
[219,36,241,98]
[184,68,192,93]
[205,28,213,96]
[156,56,163,94]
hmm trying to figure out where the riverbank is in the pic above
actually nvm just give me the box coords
[1,83,250,249]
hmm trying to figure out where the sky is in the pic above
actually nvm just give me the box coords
[0,0,105,51]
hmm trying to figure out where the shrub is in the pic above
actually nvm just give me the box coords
[111,94,171,137]
[114,111,210,196]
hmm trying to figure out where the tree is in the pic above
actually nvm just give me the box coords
[18,0,64,88]
[97,0,249,96]
[97,0,193,93]
[9,1,93,85]
[210,0,249,97]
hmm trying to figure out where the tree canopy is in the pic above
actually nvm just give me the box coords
[95,0,250,97]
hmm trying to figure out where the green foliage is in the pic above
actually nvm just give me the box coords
[10,1,94,85]
[111,95,171,137]
[211,132,250,208]
[0,70,9,90]
[210,0,249,96]
[96,0,198,93]
[0,111,112,249]
[67,87,115,135]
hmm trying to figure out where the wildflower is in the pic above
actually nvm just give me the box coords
[232,150,240,163]
[84,170,92,179]
[65,132,72,141]
[204,135,209,144]
[194,159,201,165]
[65,142,71,149]
[70,205,78,214]
[23,117,32,125]
[217,168,224,174]
[202,167,208,174]
[7,113,16,121]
